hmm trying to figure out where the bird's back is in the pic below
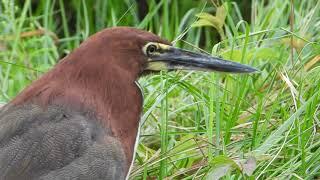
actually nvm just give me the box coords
[0,104,127,180]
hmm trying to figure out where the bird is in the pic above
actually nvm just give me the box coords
[0,27,257,180]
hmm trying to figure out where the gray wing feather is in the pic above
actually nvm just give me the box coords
[0,105,126,180]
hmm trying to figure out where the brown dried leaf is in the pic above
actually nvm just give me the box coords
[241,156,256,176]
[304,55,320,71]
[0,41,6,51]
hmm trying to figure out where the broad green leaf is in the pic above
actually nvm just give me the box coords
[207,155,240,179]
[216,3,228,23]
[195,12,222,27]
[191,19,217,28]
[192,3,228,39]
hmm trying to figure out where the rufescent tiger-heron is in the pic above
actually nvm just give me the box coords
[0,27,257,180]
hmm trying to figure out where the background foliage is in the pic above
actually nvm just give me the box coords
[0,0,319,179]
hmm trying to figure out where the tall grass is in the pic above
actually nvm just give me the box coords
[0,0,319,179]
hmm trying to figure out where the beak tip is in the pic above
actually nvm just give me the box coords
[245,68,259,73]
[249,67,261,73]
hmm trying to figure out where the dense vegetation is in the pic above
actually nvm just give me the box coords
[0,0,319,179]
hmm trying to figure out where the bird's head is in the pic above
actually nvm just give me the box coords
[141,41,258,74]
[69,27,257,81]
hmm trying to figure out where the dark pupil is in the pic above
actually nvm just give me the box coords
[148,45,156,54]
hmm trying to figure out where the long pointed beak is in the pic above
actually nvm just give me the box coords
[146,46,258,73]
